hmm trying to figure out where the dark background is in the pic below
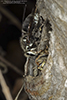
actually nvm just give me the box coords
[0,0,36,100]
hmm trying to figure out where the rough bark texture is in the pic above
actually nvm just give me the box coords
[24,0,67,100]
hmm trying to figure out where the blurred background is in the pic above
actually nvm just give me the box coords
[0,0,36,100]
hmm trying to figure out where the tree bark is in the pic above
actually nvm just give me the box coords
[24,0,67,100]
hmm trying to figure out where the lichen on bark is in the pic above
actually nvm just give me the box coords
[24,0,67,100]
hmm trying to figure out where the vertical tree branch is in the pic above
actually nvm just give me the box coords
[0,70,13,100]
[23,0,67,100]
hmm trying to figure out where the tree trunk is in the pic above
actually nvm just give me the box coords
[24,0,67,100]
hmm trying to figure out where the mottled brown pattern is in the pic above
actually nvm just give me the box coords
[21,0,67,100]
